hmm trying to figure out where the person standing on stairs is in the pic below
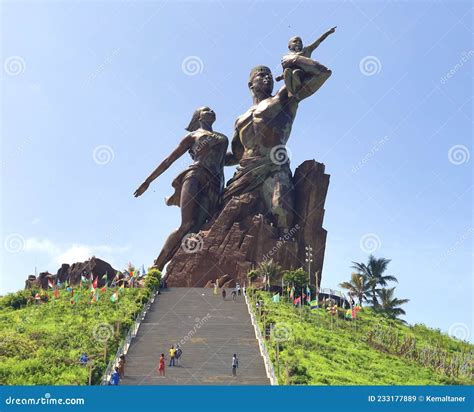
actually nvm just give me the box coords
[232,354,239,376]
[158,354,165,376]
[109,367,120,385]
[117,354,126,378]
[169,345,176,367]
[175,344,183,367]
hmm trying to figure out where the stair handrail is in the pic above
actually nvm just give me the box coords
[100,288,158,385]
[244,290,278,385]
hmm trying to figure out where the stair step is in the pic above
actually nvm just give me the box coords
[120,288,270,385]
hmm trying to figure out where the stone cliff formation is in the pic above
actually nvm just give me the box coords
[165,160,329,287]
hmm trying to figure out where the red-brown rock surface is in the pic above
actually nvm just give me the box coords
[25,257,118,289]
[165,160,329,288]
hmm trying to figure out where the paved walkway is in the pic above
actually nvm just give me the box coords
[121,288,270,385]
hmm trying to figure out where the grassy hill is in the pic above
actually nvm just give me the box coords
[0,284,154,385]
[248,290,473,385]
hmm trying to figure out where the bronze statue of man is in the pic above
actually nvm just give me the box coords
[224,55,332,232]
[134,107,228,270]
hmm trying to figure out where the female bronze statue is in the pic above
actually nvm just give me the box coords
[134,107,228,270]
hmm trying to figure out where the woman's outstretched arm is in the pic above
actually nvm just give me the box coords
[134,134,194,197]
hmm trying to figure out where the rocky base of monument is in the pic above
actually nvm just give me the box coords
[165,160,330,287]
[25,257,119,289]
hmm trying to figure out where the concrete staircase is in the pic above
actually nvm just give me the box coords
[121,288,270,385]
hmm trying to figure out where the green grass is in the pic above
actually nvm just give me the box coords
[249,290,473,385]
[0,286,151,385]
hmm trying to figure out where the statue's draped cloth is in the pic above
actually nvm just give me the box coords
[223,156,291,202]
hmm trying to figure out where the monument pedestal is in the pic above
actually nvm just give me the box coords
[165,160,329,288]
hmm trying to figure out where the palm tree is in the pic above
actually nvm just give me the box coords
[351,255,398,308]
[378,287,409,320]
[339,272,368,306]
[257,259,282,289]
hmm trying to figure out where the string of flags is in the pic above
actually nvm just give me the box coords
[34,263,151,305]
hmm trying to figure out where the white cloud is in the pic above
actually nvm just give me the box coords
[25,238,60,255]
[23,237,130,268]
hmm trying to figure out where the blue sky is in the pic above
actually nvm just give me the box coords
[1,1,472,340]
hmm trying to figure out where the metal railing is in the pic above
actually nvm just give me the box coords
[318,288,351,305]
[244,290,278,385]
[101,289,158,385]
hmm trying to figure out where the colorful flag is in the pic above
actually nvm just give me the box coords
[141,265,146,276]
[47,279,54,289]
[53,289,59,299]
[70,293,79,305]
[119,283,125,293]
[101,272,108,280]
[306,286,311,302]
[272,293,280,303]
[92,277,98,290]
[293,296,301,306]
[34,293,41,300]
[345,309,353,319]
[310,300,319,310]
[289,286,295,300]
[110,292,119,303]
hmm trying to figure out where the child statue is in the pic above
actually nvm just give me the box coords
[276,26,336,94]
